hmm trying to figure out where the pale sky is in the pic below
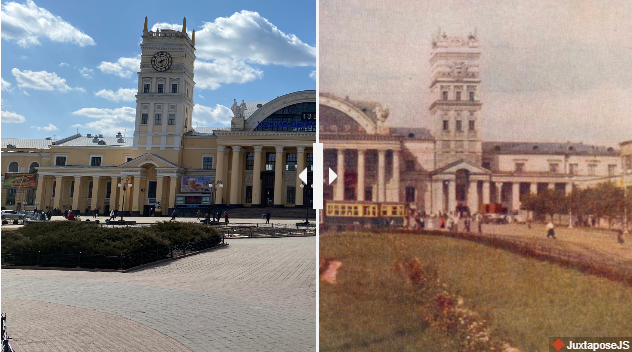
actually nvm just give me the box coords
[320,0,632,147]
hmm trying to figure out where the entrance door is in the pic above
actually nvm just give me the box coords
[261,171,275,206]
[264,188,274,207]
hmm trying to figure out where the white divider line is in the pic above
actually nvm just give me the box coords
[313,142,324,210]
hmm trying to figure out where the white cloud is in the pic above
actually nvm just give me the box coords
[11,68,82,92]
[192,103,231,126]
[94,88,136,102]
[310,70,316,80]
[1,0,95,47]
[59,62,69,67]
[33,123,58,131]
[22,90,29,96]
[79,67,94,79]
[71,107,135,135]
[198,95,205,99]
[1,77,12,91]
[97,55,140,78]
[154,11,315,67]
[1,110,26,123]
[195,59,263,90]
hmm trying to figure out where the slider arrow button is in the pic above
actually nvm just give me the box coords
[329,168,337,185]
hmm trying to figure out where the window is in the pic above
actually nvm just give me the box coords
[569,163,578,175]
[155,114,161,125]
[55,156,67,166]
[469,91,475,101]
[245,186,252,203]
[549,163,559,173]
[147,181,157,199]
[482,161,491,170]
[286,153,297,171]
[515,163,525,173]
[157,84,164,93]
[588,164,597,176]
[608,164,617,177]
[266,153,276,171]
[8,161,18,172]
[456,91,462,101]
[469,120,475,131]
[442,91,448,100]
[287,187,295,204]
[365,186,373,202]
[168,114,175,125]
[26,189,35,205]
[245,152,254,170]
[186,87,189,97]
[406,187,415,202]
[202,156,213,170]
[126,157,133,162]
[70,181,75,198]
[5,189,16,205]
[141,113,148,125]
[29,162,39,173]
[90,157,102,167]
[143,84,150,93]
[404,160,415,172]
[105,182,111,199]
[307,153,313,171]
[171,84,177,93]
[443,120,449,131]
[52,181,56,197]
[456,120,462,132]
[87,181,93,199]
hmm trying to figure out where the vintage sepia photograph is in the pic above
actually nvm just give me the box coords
[319,0,632,351]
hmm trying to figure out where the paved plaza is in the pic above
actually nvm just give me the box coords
[1,237,316,351]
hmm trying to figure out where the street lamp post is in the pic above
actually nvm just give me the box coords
[299,181,313,225]
[118,178,132,222]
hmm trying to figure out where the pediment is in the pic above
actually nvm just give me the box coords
[431,159,490,175]
[119,153,179,168]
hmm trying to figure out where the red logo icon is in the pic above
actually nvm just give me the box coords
[552,338,565,351]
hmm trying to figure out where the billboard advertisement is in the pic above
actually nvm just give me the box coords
[180,176,212,192]
[3,173,37,189]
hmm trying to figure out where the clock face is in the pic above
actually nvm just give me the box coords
[151,51,172,72]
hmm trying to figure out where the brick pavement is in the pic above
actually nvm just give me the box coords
[2,237,316,351]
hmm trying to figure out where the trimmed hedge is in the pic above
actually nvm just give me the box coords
[2,221,221,256]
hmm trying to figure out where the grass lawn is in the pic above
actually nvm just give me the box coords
[320,231,632,352]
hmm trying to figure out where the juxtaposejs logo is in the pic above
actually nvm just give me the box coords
[552,338,630,351]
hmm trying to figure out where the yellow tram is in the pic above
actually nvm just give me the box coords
[324,201,408,228]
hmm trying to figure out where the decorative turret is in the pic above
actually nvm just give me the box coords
[143,16,148,33]
[182,17,186,33]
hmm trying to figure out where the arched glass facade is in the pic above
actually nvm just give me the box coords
[254,102,316,132]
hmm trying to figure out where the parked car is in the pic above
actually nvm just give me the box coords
[1,210,25,220]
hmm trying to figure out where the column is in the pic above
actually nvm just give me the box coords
[482,181,491,204]
[392,150,400,202]
[252,146,263,206]
[72,176,82,211]
[432,180,443,214]
[274,146,284,206]
[565,182,572,196]
[496,182,503,203]
[222,148,230,204]
[53,176,63,209]
[110,176,120,212]
[467,181,478,214]
[132,176,142,216]
[295,147,306,206]
[335,149,345,201]
[530,182,537,195]
[215,146,225,205]
[378,149,386,202]
[91,176,102,212]
[35,175,46,210]
[512,182,520,212]
[168,176,178,210]
[448,179,456,214]
[229,146,242,205]
[155,176,164,216]
[357,149,365,201]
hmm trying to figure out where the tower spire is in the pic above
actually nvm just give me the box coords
[143,16,148,32]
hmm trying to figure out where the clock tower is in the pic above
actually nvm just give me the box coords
[133,16,196,163]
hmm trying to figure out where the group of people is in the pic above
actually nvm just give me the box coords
[188,209,230,224]
[408,210,481,234]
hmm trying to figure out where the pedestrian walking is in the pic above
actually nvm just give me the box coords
[617,229,625,245]
[224,211,229,224]
[546,221,556,239]
[93,208,97,218]
[196,210,201,220]
[171,209,177,221]
[204,211,211,225]
[64,209,68,219]
[265,210,271,224]
[110,210,115,220]
[464,217,471,232]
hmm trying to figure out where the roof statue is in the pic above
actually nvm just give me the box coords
[231,99,240,117]
[230,99,247,130]
[143,16,148,32]
[182,17,186,33]
[240,100,247,116]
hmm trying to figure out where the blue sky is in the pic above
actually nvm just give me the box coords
[1,0,316,138]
